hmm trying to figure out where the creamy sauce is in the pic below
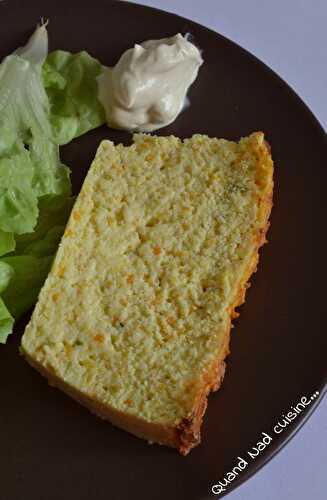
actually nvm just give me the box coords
[97,34,203,132]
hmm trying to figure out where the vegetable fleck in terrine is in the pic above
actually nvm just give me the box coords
[21,132,273,454]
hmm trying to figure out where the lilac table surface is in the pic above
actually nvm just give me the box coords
[126,1,327,499]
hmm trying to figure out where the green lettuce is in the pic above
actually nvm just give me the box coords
[0,262,15,342]
[0,24,106,343]
[14,195,75,256]
[1,255,53,321]
[0,231,15,257]
[0,299,14,344]
[43,50,105,145]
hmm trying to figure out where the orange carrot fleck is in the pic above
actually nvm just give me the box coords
[153,245,161,256]
[127,274,134,284]
[94,333,104,343]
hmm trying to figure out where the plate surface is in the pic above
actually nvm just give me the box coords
[0,1,326,499]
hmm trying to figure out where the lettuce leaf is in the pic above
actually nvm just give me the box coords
[14,195,75,257]
[0,261,14,294]
[0,231,15,257]
[0,151,39,234]
[43,50,105,145]
[0,262,15,343]
[1,255,53,320]
[0,298,14,344]
[0,24,71,238]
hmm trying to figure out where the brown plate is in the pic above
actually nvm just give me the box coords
[0,1,326,499]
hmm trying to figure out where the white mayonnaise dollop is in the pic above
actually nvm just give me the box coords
[97,33,203,132]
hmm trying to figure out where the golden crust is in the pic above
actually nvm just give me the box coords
[21,133,274,455]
